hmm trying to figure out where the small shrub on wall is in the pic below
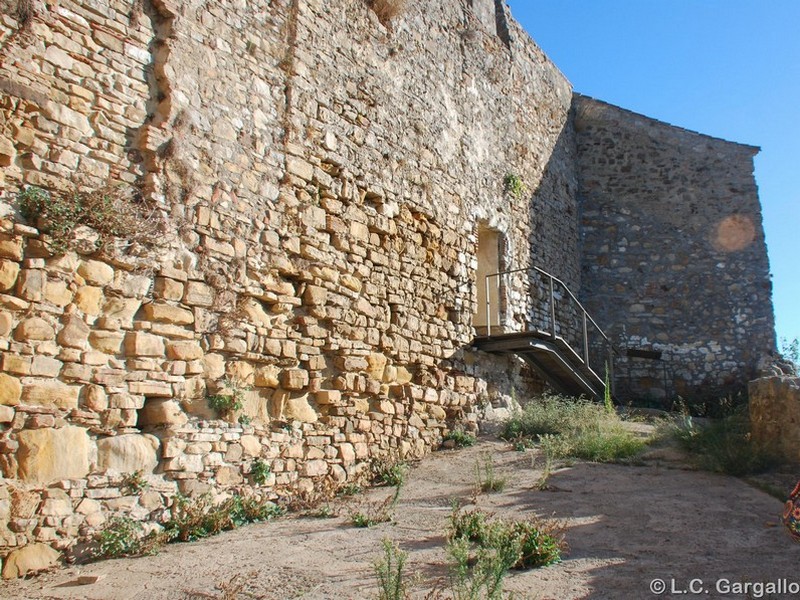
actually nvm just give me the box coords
[16,183,160,254]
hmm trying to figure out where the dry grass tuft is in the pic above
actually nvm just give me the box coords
[368,0,406,27]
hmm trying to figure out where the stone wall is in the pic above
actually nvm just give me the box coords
[750,376,800,463]
[575,95,775,402]
[0,0,580,572]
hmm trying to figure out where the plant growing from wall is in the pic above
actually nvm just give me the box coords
[503,173,527,200]
[443,428,477,448]
[16,183,160,254]
[96,516,146,558]
[250,458,271,485]
[780,337,799,367]
[121,470,149,494]
[207,377,250,419]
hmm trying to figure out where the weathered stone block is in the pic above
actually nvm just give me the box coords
[202,353,226,380]
[366,353,387,380]
[30,356,62,377]
[16,270,45,301]
[102,297,142,324]
[96,434,160,474]
[216,466,243,485]
[89,330,124,354]
[21,381,80,410]
[303,285,327,306]
[0,260,20,292]
[138,399,188,427]
[124,331,165,357]
[142,302,194,325]
[14,317,55,341]
[0,236,23,261]
[128,381,172,397]
[57,315,90,349]
[74,286,104,314]
[240,435,262,457]
[283,394,317,423]
[2,543,60,579]
[0,311,13,336]
[301,459,328,477]
[315,390,341,405]
[254,365,280,388]
[83,384,108,412]
[154,277,184,301]
[44,279,72,306]
[281,369,309,390]
[0,373,21,406]
[17,426,90,484]
[166,341,203,360]
[184,281,214,307]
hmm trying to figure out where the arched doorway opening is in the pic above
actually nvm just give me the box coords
[474,225,503,335]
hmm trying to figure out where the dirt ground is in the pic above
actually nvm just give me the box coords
[3,436,799,600]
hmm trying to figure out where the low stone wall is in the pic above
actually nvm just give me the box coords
[749,376,800,463]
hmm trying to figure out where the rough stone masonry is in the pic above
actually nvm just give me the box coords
[0,0,776,576]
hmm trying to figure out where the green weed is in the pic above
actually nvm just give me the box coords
[373,538,409,600]
[250,458,271,485]
[447,507,564,598]
[475,453,506,494]
[95,516,161,559]
[372,459,408,487]
[503,393,648,463]
[443,429,477,448]
[670,410,778,476]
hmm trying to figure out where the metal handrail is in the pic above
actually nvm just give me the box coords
[483,265,615,393]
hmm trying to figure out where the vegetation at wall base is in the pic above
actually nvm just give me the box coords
[501,393,648,463]
[94,494,283,559]
[443,429,477,448]
[371,458,408,487]
[669,409,778,477]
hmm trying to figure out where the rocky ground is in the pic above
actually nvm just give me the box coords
[3,436,799,600]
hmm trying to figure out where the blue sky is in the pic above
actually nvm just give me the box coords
[507,0,799,348]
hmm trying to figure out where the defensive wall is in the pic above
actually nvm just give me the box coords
[0,0,775,575]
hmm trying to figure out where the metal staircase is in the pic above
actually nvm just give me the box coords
[472,266,615,400]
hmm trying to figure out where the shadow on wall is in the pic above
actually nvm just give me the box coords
[461,118,583,414]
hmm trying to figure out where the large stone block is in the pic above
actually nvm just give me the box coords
[77,260,114,286]
[74,286,104,314]
[17,426,91,484]
[166,341,203,360]
[0,373,21,405]
[57,315,90,349]
[280,392,318,423]
[14,317,55,341]
[142,302,194,325]
[0,260,19,292]
[184,281,214,306]
[138,399,188,427]
[21,380,80,409]
[89,330,124,354]
[124,331,165,357]
[96,434,160,474]
[2,543,60,579]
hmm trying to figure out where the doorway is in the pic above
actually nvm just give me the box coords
[474,225,502,335]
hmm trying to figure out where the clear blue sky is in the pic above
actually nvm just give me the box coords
[507,0,799,349]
